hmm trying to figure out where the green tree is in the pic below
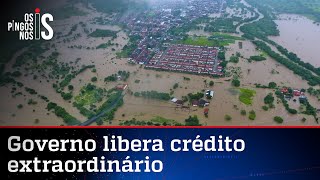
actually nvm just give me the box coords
[61,92,73,100]
[173,83,179,89]
[91,77,98,82]
[240,110,247,116]
[262,106,269,111]
[249,110,256,120]
[264,93,274,105]
[232,79,240,87]
[68,85,74,91]
[209,81,214,87]
[185,116,201,126]
[268,82,277,88]
[225,115,232,121]
[274,116,284,124]
[97,119,103,126]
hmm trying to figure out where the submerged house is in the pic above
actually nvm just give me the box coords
[176,100,184,106]
[192,100,199,107]
[199,99,210,107]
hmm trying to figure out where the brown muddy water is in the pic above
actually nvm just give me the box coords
[270,14,320,67]
[1,3,320,126]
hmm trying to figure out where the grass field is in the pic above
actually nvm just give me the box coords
[178,33,243,47]
[75,84,105,106]
[239,88,256,105]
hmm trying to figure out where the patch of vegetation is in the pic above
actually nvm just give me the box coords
[173,83,179,89]
[25,87,37,95]
[250,55,266,61]
[47,102,80,125]
[73,102,95,118]
[27,99,38,105]
[116,35,140,58]
[300,99,318,122]
[91,77,98,82]
[253,40,320,86]
[204,18,238,33]
[89,29,118,38]
[68,85,74,91]
[105,71,130,82]
[59,65,95,89]
[188,92,205,103]
[96,41,114,49]
[183,77,191,81]
[262,106,269,111]
[134,91,171,101]
[247,0,320,22]
[120,116,183,126]
[75,84,104,107]
[275,43,320,77]
[95,90,124,122]
[275,90,298,115]
[239,89,256,105]
[249,110,256,120]
[229,55,239,63]
[178,34,242,47]
[61,92,73,101]
[225,115,232,121]
[185,115,201,126]
[13,42,48,68]
[274,116,284,124]
[240,8,279,41]
[17,104,23,109]
[269,82,277,89]
[241,110,247,116]
[264,93,275,106]
[104,74,117,82]
[232,79,241,87]
[150,116,179,126]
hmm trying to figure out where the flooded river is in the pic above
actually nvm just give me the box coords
[270,14,320,67]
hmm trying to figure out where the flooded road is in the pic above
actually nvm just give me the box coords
[269,14,320,67]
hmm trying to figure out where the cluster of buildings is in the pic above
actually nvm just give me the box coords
[146,44,223,76]
[281,87,307,103]
[119,0,225,65]
[171,98,210,107]
[171,89,215,116]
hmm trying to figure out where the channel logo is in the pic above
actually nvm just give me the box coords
[7,8,54,40]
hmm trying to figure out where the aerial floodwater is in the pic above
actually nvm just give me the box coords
[270,14,320,67]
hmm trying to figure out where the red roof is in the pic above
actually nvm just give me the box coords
[281,88,288,93]
[204,108,209,113]
[294,91,301,96]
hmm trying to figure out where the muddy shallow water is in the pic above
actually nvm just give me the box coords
[270,14,320,67]
[113,40,320,126]
[1,3,320,126]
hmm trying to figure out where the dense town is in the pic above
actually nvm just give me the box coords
[146,44,223,75]
[119,0,225,75]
